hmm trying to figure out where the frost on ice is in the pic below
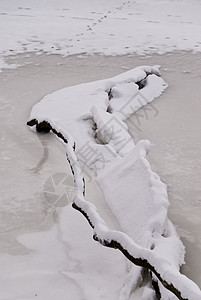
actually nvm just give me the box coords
[27,66,201,299]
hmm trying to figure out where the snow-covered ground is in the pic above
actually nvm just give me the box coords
[1,0,201,299]
[1,0,201,71]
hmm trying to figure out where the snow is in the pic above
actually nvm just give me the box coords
[98,140,168,246]
[1,0,201,298]
[28,65,166,163]
[91,106,134,156]
[27,117,201,299]
[26,66,201,299]
[1,0,201,71]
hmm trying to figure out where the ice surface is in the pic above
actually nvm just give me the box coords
[1,52,201,299]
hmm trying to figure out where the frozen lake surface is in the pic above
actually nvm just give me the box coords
[0,52,201,292]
